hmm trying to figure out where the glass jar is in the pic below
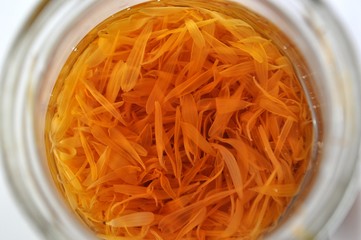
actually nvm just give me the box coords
[1,0,360,239]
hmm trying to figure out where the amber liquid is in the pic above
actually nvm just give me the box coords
[45,0,314,239]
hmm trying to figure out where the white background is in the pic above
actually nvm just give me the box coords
[0,1,360,239]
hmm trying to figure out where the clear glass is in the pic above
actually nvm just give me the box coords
[0,0,360,239]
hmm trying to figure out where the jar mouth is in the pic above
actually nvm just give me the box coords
[1,1,360,240]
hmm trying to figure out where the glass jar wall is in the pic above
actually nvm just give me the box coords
[1,1,360,239]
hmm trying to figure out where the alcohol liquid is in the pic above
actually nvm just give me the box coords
[45,0,314,239]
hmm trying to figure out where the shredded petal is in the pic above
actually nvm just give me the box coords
[107,212,155,227]
[120,22,153,92]
[212,144,243,199]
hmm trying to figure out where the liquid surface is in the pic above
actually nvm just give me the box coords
[45,1,314,239]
